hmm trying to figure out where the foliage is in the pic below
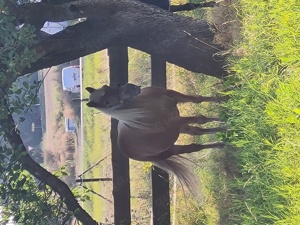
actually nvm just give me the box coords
[169,68,229,225]
[0,3,79,224]
[0,2,38,119]
[0,157,72,224]
[0,2,37,88]
[222,0,300,224]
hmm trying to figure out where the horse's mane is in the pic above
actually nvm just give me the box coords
[98,107,158,131]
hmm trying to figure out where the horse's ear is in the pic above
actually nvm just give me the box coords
[86,87,95,93]
[86,101,97,108]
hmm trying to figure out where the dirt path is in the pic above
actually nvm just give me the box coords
[43,66,60,170]
[42,61,78,173]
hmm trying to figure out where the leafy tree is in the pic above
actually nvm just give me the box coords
[0,165,74,224]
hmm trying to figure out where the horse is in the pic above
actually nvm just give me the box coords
[85,83,225,195]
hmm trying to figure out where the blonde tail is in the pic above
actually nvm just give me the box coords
[152,155,199,197]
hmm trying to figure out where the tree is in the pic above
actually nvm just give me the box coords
[6,0,226,78]
[1,0,226,224]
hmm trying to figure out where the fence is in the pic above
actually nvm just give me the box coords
[108,47,171,225]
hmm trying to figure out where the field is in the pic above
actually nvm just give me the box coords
[80,51,114,222]
[79,0,300,224]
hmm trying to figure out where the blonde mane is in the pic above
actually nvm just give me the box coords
[98,107,159,131]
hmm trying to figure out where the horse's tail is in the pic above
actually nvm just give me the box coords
[152,155,199,197]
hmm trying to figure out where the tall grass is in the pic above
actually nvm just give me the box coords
[81,51,112,221]
[223,0,300,224]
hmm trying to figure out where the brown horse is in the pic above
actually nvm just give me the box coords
[86,83,224,195]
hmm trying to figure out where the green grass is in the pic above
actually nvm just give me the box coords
[172,0,300,224]
[81,51,111,221]
[222,0,300,224]
[166,66,229,225]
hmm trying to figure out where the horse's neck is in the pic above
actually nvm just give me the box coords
[100,99,147,122]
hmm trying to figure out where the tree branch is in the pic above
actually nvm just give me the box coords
[3,110,98,225]
[21,2,226,78]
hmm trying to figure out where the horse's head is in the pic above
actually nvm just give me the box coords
[86,83,141,109]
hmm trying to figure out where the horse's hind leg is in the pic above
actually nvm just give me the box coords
[181,125,226,135]
[165,89,223,103]
[170,2,217,12]
[175,115,221,124]
[174,116,225,135]
[170,142,224,155]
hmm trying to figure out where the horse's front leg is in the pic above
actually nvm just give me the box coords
[170,142,224,155]
[170,2,217,12]
[165,90,224,103]
[180,125,226,135]
[175,115,221,124]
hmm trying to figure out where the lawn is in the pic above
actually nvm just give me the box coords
[167,0,300,224]
[80,51,113,222]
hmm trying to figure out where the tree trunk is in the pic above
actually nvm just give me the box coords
[11,0,226,78]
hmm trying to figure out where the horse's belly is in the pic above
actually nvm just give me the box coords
[117,123,179,161]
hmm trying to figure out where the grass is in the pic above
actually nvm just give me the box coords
[81,51,112,222]
[220,0,300,224]
[169,0,300,224]
[168,67,229,225]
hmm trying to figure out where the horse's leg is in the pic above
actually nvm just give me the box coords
[181,125,225,135]
[170,2,217,12]
[174,115,221,124]
[165,89,223,103]
[170,142,224,155]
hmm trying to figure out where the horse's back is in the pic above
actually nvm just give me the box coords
[126,87,178,112]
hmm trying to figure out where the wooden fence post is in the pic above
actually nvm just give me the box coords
[108,47,131,225]
[151,55,170,225]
